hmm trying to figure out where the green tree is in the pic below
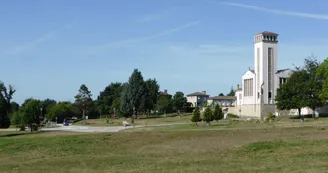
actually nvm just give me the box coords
[171,92,187,114]
[275,70,308,117]
[203,105,213,126]
[20,99,42,132]
[47,102,73,122]
[120,69,147,116]
[301,57,324,116]
[213,104,223,122]
[75,84,92,119]
[226,87,235,96]
[191,106,201,125]
[97,82,123,116]
[317,58,328,103]
[41,99,57,114]
[145,79,160,112]
[10,102,19,112]
[219,93,224,96]
[0,81,16,128]
[156,95,172,115]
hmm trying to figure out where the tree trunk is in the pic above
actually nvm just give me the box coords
[298,108,304,122]
[30,124,33,132]
[298,108,301,117]
[312,107,316,118]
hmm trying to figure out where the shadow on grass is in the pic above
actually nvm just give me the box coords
[0,131,46,138]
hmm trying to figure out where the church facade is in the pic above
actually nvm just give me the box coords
[231,31,294,117]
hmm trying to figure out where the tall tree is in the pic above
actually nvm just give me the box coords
[156,95,172,114]
[275,70,308,117]
[120,69,147,116]
[302,57,323,116]
[75,84,92,119]
[171,92,187,113]
[97,82,123,115]
[20,99,42,132]
[0,81,16,128]
[145,79,160,111]
[47,102,73,122]
[10,102,19,112]
[226,87,235,96]
[317,58,328,103]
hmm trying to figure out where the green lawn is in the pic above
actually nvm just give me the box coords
[1,120,328,172]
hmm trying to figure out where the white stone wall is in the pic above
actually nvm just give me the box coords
[242,70,256,105]
[254,42,278,105]
[228,104,276,118]
[187,96,198,107]
[235,90,243,106]
[274,69,293,92]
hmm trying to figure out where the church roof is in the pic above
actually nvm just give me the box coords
[187,92,209,97]
[275,68,292,74]
[255,31,278,36]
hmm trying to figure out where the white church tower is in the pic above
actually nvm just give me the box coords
[254,31,278,105]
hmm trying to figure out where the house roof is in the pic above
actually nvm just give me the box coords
[275,68,293,74]
[208,96,236,100]
[242,69,255,76]
[159,91,171,96]
[256,31,278,36]
[187,92,209,97]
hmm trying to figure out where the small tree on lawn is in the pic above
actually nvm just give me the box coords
[191,106,201,125]
[203,105,213,126]
[213,104,223,123]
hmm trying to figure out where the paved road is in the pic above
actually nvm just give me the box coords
[0,123,185,133]
[41,125,136,133]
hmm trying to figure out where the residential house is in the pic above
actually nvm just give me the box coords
[187,91,209,107]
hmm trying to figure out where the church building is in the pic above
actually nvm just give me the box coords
[232,31,293,117]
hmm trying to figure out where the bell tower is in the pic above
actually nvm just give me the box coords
[254,31,278,105]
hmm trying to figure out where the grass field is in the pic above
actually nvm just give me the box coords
[2,117,328,173]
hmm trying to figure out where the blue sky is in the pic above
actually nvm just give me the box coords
[1,0,328,104]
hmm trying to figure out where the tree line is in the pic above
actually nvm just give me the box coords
[275,56,328,117]
[0,69,192,130]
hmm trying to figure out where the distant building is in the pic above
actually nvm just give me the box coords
[208,96,236,107]
[229,31,328,117]
[187,91,209,108]
[159,89,171,96]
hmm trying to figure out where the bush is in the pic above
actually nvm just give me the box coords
[191,107,201,125]
[227,113,239,119]
[213,105,223,122]
[266,112,275,122]
[203,105,213,125]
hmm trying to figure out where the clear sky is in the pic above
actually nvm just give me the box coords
[1,0,328,104]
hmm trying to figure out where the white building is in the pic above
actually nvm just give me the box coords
[231,31,295,117]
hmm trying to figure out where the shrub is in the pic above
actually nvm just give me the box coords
[213,105,223,122]
[203,105,213,126]
[191,107,201,125]
[266,112,275,122]
[227,113,239,119]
